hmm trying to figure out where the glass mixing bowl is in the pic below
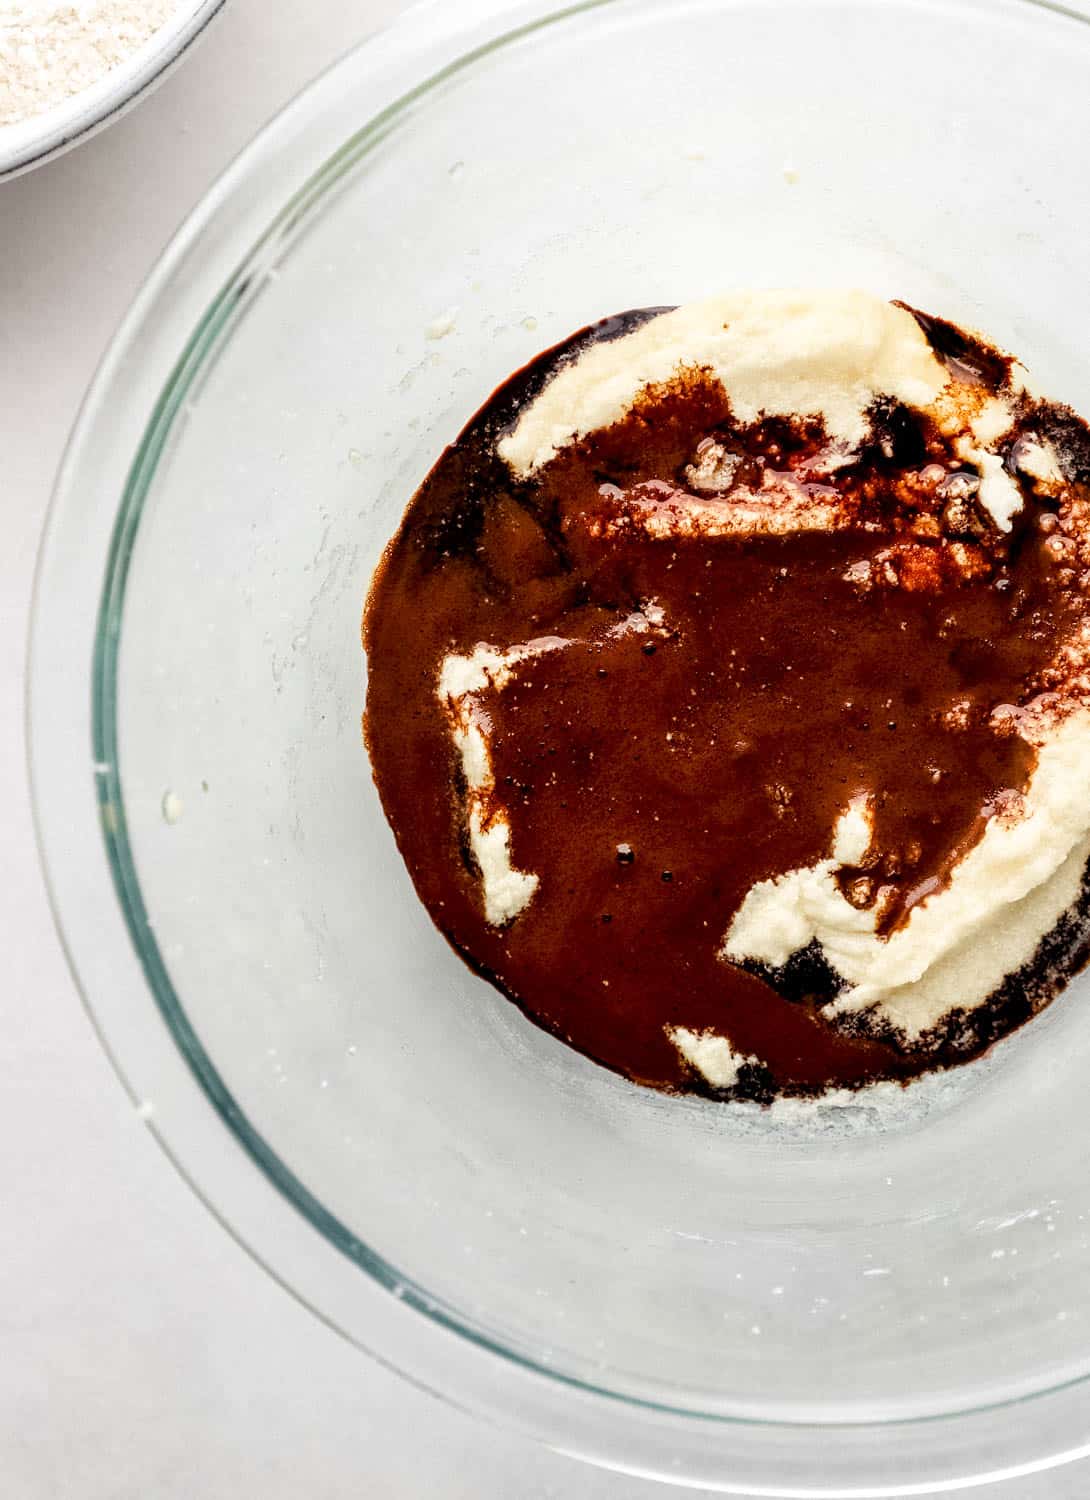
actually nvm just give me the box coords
[28,0,1090,1492]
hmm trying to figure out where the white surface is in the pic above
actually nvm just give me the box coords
[0,1,1085,1494]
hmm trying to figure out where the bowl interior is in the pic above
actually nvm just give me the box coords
[47,0,1090,1468]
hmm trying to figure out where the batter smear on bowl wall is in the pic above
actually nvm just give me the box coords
[363,289,1090,1102]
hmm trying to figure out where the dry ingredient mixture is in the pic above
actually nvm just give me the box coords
[363,291,1090,1102]
[0,0,177,127]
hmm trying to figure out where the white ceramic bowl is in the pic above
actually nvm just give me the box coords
[0,0,225,181]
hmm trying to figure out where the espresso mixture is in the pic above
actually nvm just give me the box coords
[363,298,1090,1100]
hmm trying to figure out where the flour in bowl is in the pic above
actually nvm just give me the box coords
[0,0,179,127]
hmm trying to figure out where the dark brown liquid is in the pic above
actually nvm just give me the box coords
[364,307,1090,1099]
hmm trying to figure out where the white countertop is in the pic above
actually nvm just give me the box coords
[0,2,1083,1494]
